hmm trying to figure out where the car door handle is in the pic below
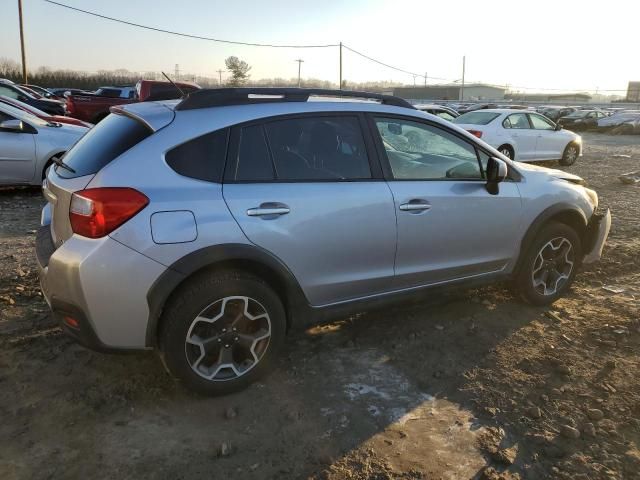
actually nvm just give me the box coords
[247,204,290,217]
[399,202,431,212]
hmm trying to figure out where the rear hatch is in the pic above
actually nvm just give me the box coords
[42,109,161,246]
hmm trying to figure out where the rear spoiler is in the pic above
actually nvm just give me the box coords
[110,102,176,132]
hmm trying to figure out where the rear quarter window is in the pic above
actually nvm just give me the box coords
[165,128,229,182]
[57,114,151,178]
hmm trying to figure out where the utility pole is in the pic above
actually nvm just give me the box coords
[216,69,225,86]
[295,58,304,87]
[339,42,343,90]
[460,56,466,101]
[424,72,427,87]
[412,75,417,86]
[17,0,27,83]
[174,64,180,81]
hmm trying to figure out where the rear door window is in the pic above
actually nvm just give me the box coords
[232,116,372,182]
[234,125,275,181]
[503,113,531,129]
[57,113,151,178]
[264,116,371,180]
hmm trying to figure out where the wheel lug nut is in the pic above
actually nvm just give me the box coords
[225,344,230,348]
[222,328,227,332]
[218,339,222,343]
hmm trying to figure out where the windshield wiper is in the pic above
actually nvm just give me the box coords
[51,155,76,174]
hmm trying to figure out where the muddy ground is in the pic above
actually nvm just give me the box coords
[0,133,638,480]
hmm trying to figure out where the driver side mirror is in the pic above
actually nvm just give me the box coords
[554,123,562,131]
[0,119,25,132]
[485,157,508,195]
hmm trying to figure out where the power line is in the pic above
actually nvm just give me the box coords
[43,0,338,48]
[38,0,629,94]
[341,44,427,79]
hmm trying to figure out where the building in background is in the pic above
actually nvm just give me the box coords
[627,82,640,102]
[505,92,592,103]
[392,84,506,102]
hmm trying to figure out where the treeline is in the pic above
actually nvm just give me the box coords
[0,58,403,93]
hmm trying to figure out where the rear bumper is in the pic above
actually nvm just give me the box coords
[583,207,611,264]
[36,224,165,350]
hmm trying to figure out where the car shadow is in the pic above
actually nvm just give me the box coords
[1,281,558,479]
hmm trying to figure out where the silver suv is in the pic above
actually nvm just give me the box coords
[36,88,611,395]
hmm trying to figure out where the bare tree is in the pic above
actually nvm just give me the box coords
[225,56,251,86]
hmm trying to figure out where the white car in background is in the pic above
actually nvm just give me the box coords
[0,102,88,185]
[453,109,582,165]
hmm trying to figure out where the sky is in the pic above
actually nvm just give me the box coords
[1,0,638,93]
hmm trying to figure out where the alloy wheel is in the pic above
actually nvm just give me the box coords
[184,296,271,381]
[565,146,578,164]
[531,237,574,296]
[500,147,512,158]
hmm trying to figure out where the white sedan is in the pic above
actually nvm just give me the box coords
[453,109,582,166]
[0,101,89,185]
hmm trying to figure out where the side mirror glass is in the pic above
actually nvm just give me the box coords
[0,119,24,131]
[485,157,508,195]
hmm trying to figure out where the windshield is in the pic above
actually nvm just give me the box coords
[0,102,49,126]
[0,96,50,118]
[565,111,588,118]
[453,111,500,125]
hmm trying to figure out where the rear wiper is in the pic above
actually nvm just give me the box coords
[51,155,76,174]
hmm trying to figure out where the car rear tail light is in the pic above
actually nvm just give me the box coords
[467,129,483,138]
[65,99,74,114]
[69,188,149,238]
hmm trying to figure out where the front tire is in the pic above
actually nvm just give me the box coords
[159,271,286,396]
[515,222,582,305]
[560,142,579,166]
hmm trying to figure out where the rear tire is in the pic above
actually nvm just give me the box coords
[559,142,579,166]
[515,222,582,306]
[498,144,514,160]
[159,270,286,396]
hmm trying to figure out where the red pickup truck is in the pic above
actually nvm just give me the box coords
[65,80,200,123]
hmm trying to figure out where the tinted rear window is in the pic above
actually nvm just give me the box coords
[453,112,500,125]
[57,114,151,178]
[165,128,229,182]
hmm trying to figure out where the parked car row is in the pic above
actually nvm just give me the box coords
[0,101,87,185]
[64,79,200,123]
[0,79,201,185]
[423,100,640,135]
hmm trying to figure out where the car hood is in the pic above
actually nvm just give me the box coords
[516,161,585,184]
[41,121,88,140]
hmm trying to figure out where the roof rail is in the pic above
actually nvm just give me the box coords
[175,87,415,111]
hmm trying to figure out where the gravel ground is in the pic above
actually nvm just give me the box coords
[0,133,638,480]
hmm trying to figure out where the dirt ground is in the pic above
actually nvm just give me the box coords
[0,133,638,480]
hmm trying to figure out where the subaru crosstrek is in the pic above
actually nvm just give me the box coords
[36,88,611,395]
